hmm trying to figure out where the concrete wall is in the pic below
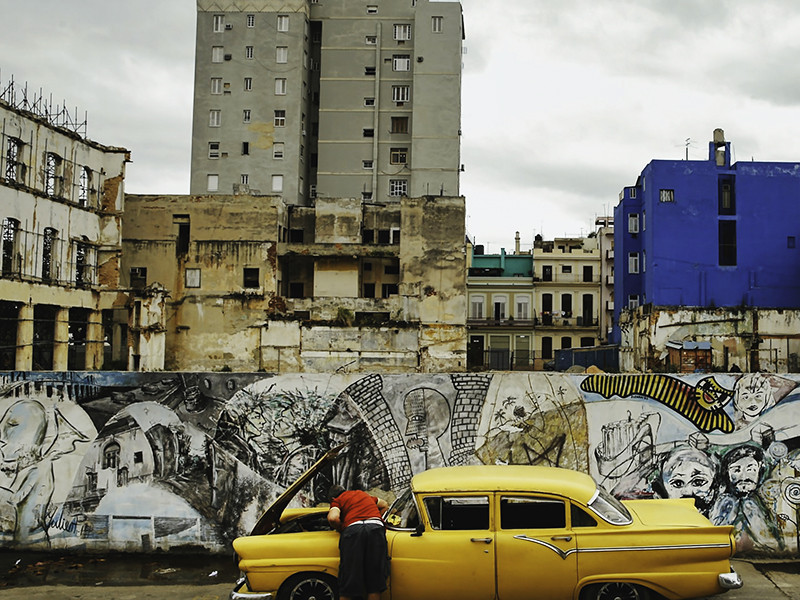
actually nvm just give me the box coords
[2,370,800,556]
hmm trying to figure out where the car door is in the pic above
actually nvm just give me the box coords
[494,495,578,600]
[389,494,495,600]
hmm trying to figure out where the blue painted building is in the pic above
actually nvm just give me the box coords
[612,129,800,343]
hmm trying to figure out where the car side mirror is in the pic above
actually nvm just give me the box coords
[411,523,424,537]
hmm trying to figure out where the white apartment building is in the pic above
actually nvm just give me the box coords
[190,0,464,203]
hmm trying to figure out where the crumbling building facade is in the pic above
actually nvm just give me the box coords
[122,193,467,372]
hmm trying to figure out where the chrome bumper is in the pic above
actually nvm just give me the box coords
[230,577,274,600]
[719,567,743,590]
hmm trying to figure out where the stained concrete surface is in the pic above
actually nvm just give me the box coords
[0,556,798,600]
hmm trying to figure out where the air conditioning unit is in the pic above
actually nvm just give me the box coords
[224,54,232,61]
[225,24,233,30]
[309,185,317,199]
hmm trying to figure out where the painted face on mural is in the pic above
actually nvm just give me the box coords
[0,400,47,465]
[734,374,773,420]
[661,447,717,508]
[727,454,760,495]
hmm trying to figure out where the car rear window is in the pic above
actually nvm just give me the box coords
[424,496,489,530]
[500,497,565,529]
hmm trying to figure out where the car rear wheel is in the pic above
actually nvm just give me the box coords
[278,573,338,600]
[585,582,649,600]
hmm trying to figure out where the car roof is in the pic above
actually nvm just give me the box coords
[410,465,597,504]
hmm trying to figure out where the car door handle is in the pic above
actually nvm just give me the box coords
[471,537,493,544]
[551,536,572,541]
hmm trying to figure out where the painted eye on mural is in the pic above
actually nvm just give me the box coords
[690,477,708,488]
[203,378,212,389]
[226,379,236,391]
[669,478,685,489]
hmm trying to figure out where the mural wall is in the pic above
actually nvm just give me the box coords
[1,370,799,555]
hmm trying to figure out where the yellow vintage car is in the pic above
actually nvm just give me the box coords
[231,448,742,600]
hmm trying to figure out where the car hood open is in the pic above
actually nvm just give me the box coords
[249,442,346,536]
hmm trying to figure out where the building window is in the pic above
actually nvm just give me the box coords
[393,23,411,40]
[719,220,737,266]
[583,265,593,282]
[628,213,639,234]
[213,15,224,32]
[363,160,373,169]
[659,189,675,203]
[392,85,410,103]
[365,35,377,45]
[211,77,222,95]
[41,227,57,282]
[364,97,375,106]
[275,46,288,64]
[130,267,147,289]
[362,191,372,200]
[391,116,410,133]
[367,5,378,14]
[242,142,250,155]
[561,265,572,274]
[247,14,255,27]
[382,284,399,298]
[432,16,443,32]
[789,236,796,249]
[274,110,286,127]
[541,337,553,360]
[241,174,249,185]
[516,297,529,320]
[243,267,260,288]
[243,46,253,60]
[277,15,289,31]
[719,176,736,215]
[628,252,639,274]
[363,128,374,137]
[390,147,408,165]
[393,55,411,71]
[75,237,92,286]
[5,137,23,183]
[183,268,201,288]
[628,295,640,309]
[174,215,191,256]
[275,78,287,95]
[273,143,284,159]
[78,167,92,206]
[1,218,20,275]
[212,46,224,62]
[207,174,219,191]
[209,142,220,158]
[244,77,252,91]
[103,442,120,469]
[272,174,284,192]
[243,109,251,123]
[389,179,408,197]
[365,66,376,76]
[209,109,221,127]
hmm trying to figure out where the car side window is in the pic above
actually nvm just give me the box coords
[570,504,598,528]
[424,496,489,530]
[385,487,421,530]
[500,497,565,529]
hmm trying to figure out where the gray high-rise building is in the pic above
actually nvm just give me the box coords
[191,0,464,203]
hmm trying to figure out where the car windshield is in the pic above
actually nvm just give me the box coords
[385,487,421,530]
[587,486,632,525]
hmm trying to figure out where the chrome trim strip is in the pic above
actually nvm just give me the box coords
[230,577,274,600]
[513,534,731,560]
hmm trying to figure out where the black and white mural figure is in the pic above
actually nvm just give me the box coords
[710,444,782,551]
[656,445,719,515]
[733,373,796,430]
[403,387,450,472]
[0,387,91,544]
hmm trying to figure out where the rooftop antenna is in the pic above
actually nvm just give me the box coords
[678,138,698,160]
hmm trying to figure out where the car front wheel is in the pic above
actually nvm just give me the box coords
[584,582,649,600]
[278,573,338,600]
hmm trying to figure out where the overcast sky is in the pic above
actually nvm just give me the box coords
[3,1,800,252]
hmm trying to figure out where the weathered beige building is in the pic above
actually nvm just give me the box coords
[122,193,467,372]
[0,82,156,371]
[619,305,800,373]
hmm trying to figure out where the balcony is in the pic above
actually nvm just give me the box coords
[467,318,535,328]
